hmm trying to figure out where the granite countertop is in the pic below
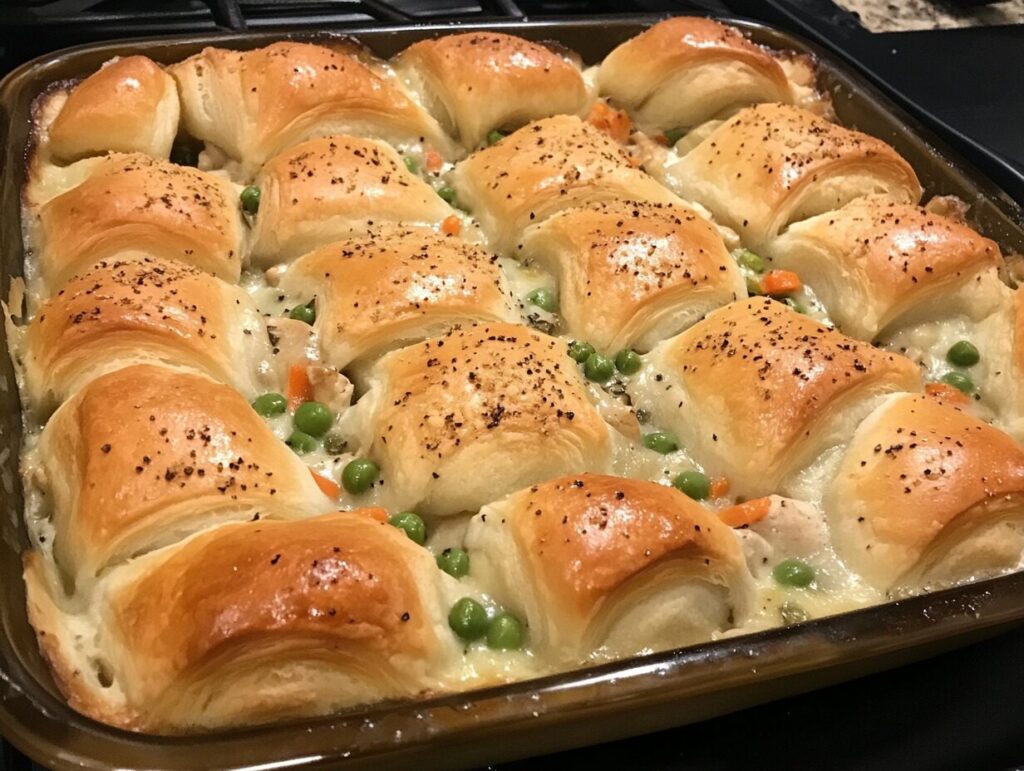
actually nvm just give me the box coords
[835,0,1024,31]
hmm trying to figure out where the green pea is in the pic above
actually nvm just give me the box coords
[403,156,419,174]
[673,470,710,500]
[642,431,678,454]
[294,401,332,437]
[323,432,348,455]
[286,430,317,455]
[783,297,808,315]
[448,597,489,641]
[745,276,762,296]
[240,185,261,215]
[772,559,815,588]
[486,612,525,650]
[940,371,975,395]
[568,340,595,363]
[525,287,558,313]
[583,352,615,382]
[735,249,766,273]
[486,129,506,146]
[663,127,686,145]
[437,547,470,578]
[615,349,642,375]
[341,458,379,494]
[946,340,980,368]
[437,185,457,204]
[389,511,426,545]
[251,392,287,417]
[289,302,315,325]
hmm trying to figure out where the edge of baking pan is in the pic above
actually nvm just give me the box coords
[1,14,1023,771]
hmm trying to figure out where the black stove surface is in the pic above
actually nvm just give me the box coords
[2,2,1023,769]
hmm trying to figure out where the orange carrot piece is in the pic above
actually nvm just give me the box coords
[924,382,970,406]
[654,133,670,146]
[586,100,632,144]
[718,497,772,529]
[710,476,731,498]
[441,214,461,235]
[310,469,340,499]
[363,508,389,524]
[424,149,443,172]
[761,270,802,296]
[287,363,313,411]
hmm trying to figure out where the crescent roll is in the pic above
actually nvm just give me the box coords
[635,298,921,498]
[46,56,180,162]
[597,18,794,133]
[23,256,271,410]
[33,153,244,289]
[667,104,922,253]
[25,512,456,730]
[394,32,591,150]
[37,365,331,586]
[170,42,454,176]
[827,394,1024,591]
[517,200,745,352]
[249,136,455,266]
[770,198,1006,340]
[280,228,517,368]
[466,473,750,661]
[357,322,613,515]
[451,115,678,254]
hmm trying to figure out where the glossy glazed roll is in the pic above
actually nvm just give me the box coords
[32,153,244,289]
[634,298,921,498]
[826,394,1024,591]
[46,56,180,162]
[355,322,613,515]
[666,104,922,253]
[22,256,272,410]
[770,197,1006,340]
[249,136,455,266]
[394,32,592,149]
[24,511,457,730]
[170,42,455,176]
[280,228,517,368]
[517,200,745,352]
[451,115,678,254]
[597,18,794,133]
[36,365,331,585]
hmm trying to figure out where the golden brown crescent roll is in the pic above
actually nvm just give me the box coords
[770,198,1006,340]
[666,104,922,253]
[451,115,678,254]
[170,41,454,176]
[597,18,794,133]
[33,154,244,289]
[635,298,921,498]
[394,32,591,150]
[355,322,613,515]
[826,394,1024,591]
[46,56,180,162]
[23,256,272,409]
[249,136,455,266]
[24,511,457,730]
[280,228,517,368]
[466,473,750,660]
[517,200,745,352]
[36,365,331,585]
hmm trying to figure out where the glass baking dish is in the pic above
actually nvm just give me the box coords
[2,14,1024,770]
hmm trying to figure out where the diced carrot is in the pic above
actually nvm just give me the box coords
[718,497,772,529]
[586,100,632,144]
[310,469,340,499]
[424,149,443,172]
[363,507,390,524]
[760,270,802,296]
[287,363,313,411]
[441,214,461,235]
[654,133,670,146]
[710,476,731,498]
[924,382,970,406]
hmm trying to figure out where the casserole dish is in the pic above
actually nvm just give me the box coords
[2,14,1024,769]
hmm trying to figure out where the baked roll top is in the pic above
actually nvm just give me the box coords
[394,32,592,150]
[170,42,454,176]
[466,473,749,660]
[451,115,678,254]
[33,154,244,289]
[598,18,793,133]
[281,228,517,369]
[667,104,922,253]
[770,198,1006,340]
[46,56,180,162]
[23,256,271,410]
[249,136,455,266]
[827,394,1024,591]
[359,322,612,515]
[636,298,921,498]
[517,200,745,353]
[38,365,331,585]
[25,512,456,730]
